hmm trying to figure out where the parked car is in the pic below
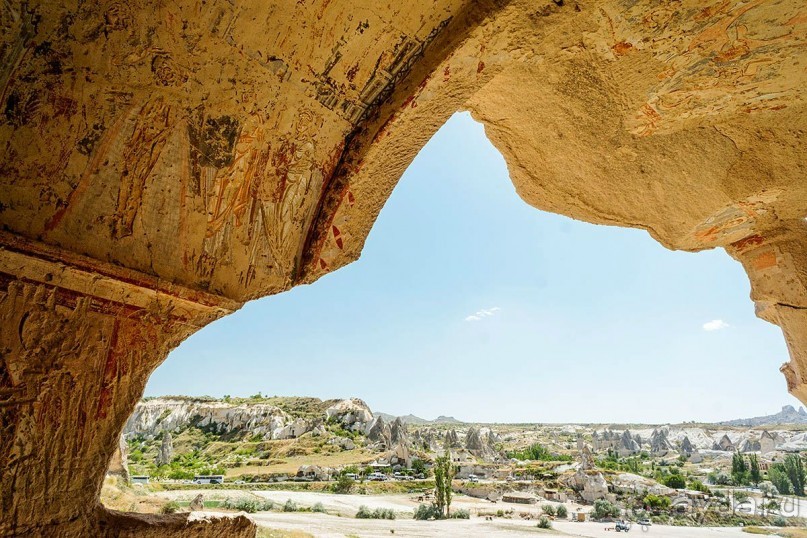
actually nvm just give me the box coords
[468,474,479,483]
[367,472,388,481]
[615,521,631,532]
[344,473,358,480]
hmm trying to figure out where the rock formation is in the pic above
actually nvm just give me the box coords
[649,428,674,456]
[188,494,205,512]
[390,417,409,445]
[569,470,610,503]
[366,416,392,448]
[156,432,173,466]
[325,399,374,431]
[444,429,461,449]
[126,398,300,440]
[740,438,761,453]
[618,430,641,456]
[680,436,694,456]
[580,444,595,471]
[464,426,499,460]
[107,435,130,482]
[465,427,485,452]
[760,431,777,454]
[3,0,807,535]
[714,434,736,452]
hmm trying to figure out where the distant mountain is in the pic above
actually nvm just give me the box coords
[376,412,465,425]
[719,405,807,427]
[434,415,464,424]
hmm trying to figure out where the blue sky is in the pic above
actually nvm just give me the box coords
[146,112,801,424]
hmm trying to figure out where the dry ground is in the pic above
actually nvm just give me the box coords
[247,512,754,538]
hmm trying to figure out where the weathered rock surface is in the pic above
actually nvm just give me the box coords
[126,398,298,440]
[649,428,674,456]
[444,429,461,449]
[618,430,641,456]
[390,417,409,446]
[366,416,392,448]
[3,0,807,535]
[107,434,131,482]
[96,508,255,537]
[569,470,610,503]
[325,398,374,431]
[156,431,173,466]
[465,426,500,460]
[680,436,694,456]
[188,494,205,512]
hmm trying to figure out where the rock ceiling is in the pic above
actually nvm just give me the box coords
[1,0,806,535]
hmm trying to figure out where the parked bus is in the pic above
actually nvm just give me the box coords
[130,476,149,484]
[193,475,224,485]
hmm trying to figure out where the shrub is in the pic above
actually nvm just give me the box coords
[537,516,552,529]
[772,515,787,527]
[593,499,621,520]
[541,504,556,516]
[160,501,180,514]
[643,494,671,511]
[356,505,396,519]
[556,505,568,519]
[312,502,326,513]
[759,481,779,498]
[496,509,505,518]
[373,508,396,520]
[331,474,355,494]
[413,504,443,520]
[223,498,273,513]
[450,508,470,519]
[664,473,686,489]
[507,443,572,462]
[283,499,298,512]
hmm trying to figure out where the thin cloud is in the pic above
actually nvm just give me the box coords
[465,306,502,322]
[703,319,729,331]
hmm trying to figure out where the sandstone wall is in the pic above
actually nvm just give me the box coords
[2,0,806,535]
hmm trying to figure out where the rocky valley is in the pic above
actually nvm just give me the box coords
[120,397,807,490]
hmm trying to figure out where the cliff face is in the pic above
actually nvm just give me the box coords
[125,397,375,440]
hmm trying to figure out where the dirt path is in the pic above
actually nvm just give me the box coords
[251,512,753,538]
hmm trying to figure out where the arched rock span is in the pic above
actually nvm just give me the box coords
[1,0,806,535]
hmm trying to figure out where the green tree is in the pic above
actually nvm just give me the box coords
[643,494,671,511]
[749,454,761,486]
[783,454,806,497]
[688,480,710,494]
[331,474,354,494]
[731,452,748,486]
[769,464,792,495]
[411,458,429,478]
[433,452,455,517]
[664,473,686,489]
[507,443,572,462]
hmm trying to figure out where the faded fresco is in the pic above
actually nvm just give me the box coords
[0,0,464,299]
